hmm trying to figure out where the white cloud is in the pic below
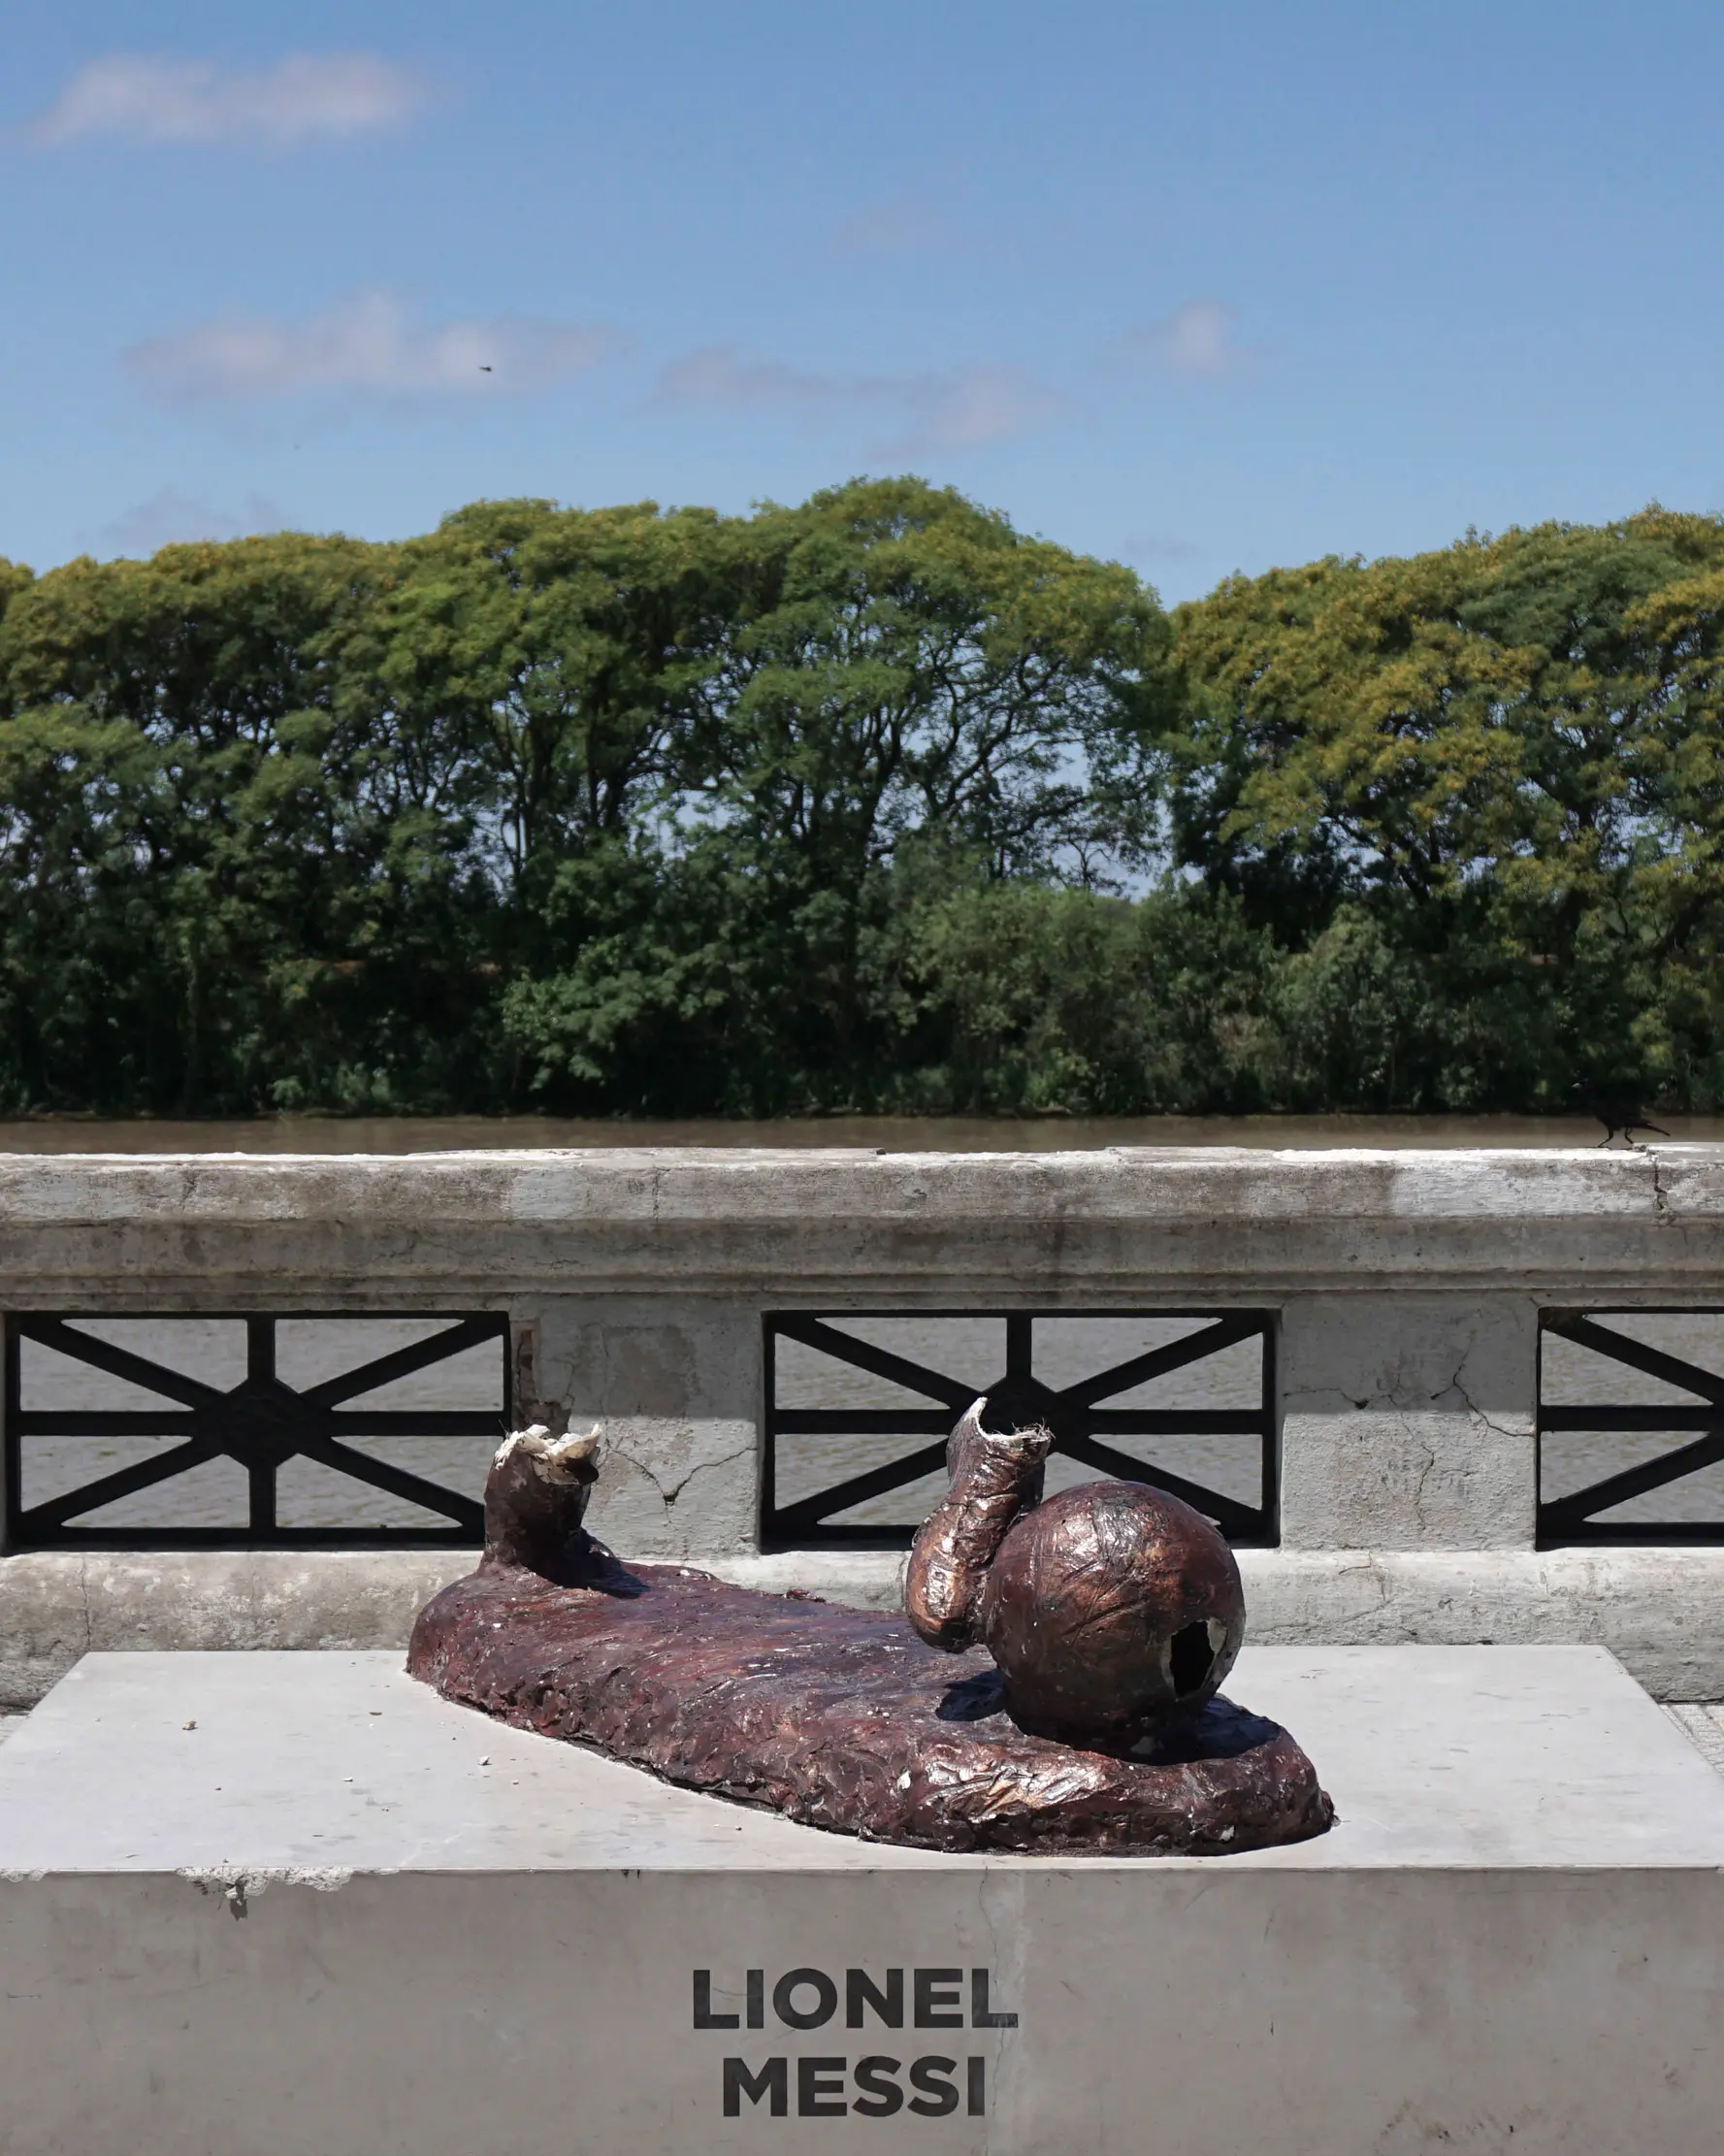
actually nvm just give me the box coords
[88,488,288,557]
[1104,298,1252,382]
[23,51,431,149]
[125,289,620,405]
[829,195,960,255]
[656,347,1058,453]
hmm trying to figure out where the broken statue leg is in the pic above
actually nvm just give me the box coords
[904,1397,1053,1650]
[483,1423,602,1576]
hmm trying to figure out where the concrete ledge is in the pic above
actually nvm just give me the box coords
[5,1143,1724,1298]
[1237,1550,1724,1701]
[731,1549,1724,1701]
[0,1551,472,1712]
[8,1546,1724,1707]
[702,1551,911,1609]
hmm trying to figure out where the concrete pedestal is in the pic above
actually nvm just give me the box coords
[2,1646,1723,2155]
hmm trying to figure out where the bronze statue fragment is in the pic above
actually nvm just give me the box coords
[408,1403,1332,1855]
[904,1399,1052,1650]
[906,1398,1247,1742]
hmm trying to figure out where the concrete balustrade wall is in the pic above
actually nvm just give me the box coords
[4,1144,1724,1705]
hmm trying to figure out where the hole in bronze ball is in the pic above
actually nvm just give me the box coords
[1169,1620,1217,1698]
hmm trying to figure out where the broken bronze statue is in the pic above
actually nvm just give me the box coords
[408,1402,1332,1854]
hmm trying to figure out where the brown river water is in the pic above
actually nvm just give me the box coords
[5,1116,1719,1537]
[5,1111,1724,1150]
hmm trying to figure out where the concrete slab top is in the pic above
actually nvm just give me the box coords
[13,1142,1724,1296]
[1,1644,1720,1878]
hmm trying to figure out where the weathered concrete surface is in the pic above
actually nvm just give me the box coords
[1280,1293,1538,1550]
[9,1547,1724,1706]
[0,1551,471,1709]
[1238,1549,1724,1701]
[528,1295,759,1558]
[1667,1702,1724,1772]
[3,1649,1724,2156]
[0,1142,1720,1302]
[8,1644,1720,1874]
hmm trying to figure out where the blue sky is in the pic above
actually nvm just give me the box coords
[3,0,1721,603]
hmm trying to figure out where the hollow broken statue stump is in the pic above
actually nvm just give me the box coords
[407,1412,1333,1855]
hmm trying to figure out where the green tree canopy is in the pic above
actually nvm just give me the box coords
[0,480,1168,1116]
[491,477,1166,1109]
[8,491,1724,1120]
[1165,509,1724,1106]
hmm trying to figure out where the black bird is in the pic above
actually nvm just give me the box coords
[479,364,493,373]
[1580,1086,1670,1147]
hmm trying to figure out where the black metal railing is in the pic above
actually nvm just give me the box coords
[1539,1311,1724,1544]
[762,1308,1277,1551]
[3,1312,508,1551]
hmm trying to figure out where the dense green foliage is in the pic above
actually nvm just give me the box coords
[5,480,1724,1116]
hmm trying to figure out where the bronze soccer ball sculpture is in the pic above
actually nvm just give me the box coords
[905,1398,1246,1743]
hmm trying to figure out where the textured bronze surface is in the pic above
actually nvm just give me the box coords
[408,1553,1330,1853]
[976,1482,1246,1741]
[408,1417,1331,1855]
[904,1400,1051,1650]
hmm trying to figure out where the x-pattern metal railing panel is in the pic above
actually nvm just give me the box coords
[3,1312,507,1550]
[1539,1311,1724,1544]
[762,1309,1277,1551]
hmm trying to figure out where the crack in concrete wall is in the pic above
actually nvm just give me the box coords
[1280,1293,1539,1550]
[523,1296,763,1559]
[613,1440,754,1513]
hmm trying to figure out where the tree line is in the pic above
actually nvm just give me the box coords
[3,476,1723,1117]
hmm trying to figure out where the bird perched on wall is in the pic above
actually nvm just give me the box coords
[1579,1085,1670,1147]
